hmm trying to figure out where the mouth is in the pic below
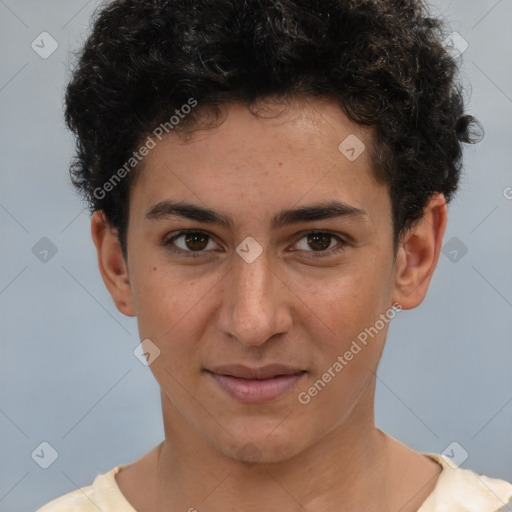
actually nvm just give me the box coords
[205,364,307,404]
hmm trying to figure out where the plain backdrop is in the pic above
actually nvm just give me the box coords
[0,1,511,510]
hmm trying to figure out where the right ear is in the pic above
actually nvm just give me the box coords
[90,210,135,317]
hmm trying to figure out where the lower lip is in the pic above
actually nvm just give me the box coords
[207,371,306,404]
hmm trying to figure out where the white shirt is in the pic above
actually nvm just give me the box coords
[37,453,512,512]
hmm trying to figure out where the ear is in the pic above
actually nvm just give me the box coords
[91,210,135,317]
[391,193,448,310]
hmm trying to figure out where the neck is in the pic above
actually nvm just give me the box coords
[153,381,394,512]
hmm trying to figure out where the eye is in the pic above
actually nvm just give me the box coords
[292,231,347,258]
[163,230,220,257]
[163,229,348,259]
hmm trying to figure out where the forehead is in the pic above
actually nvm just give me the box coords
[130,97,390,229]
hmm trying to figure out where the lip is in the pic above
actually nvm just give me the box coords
[208,363,305,380]
[205,365,307,404]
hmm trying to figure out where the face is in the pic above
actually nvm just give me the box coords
[95,96,440,464]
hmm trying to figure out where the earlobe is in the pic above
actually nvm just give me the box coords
[391,194,448,310]
[91,211,136,317]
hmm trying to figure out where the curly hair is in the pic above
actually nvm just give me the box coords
[64,0,481,259]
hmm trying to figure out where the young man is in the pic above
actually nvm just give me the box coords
[38,0,512,510]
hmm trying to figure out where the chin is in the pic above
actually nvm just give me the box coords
[209,419,313,465]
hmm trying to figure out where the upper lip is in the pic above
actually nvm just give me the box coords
[206,364,306,380]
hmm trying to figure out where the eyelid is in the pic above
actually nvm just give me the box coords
[289,230,348,258]
[163,229,221,258]
[163,229,348,258]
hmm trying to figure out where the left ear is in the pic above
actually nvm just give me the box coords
[391,193,448,310]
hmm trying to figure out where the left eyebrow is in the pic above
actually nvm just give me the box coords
[271,201,367,229]
[145,200,368,230]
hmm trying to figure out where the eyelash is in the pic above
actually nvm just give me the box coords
[163,230,348,259]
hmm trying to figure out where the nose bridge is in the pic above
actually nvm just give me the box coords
[218,250,289,346]
[236,254,271,307]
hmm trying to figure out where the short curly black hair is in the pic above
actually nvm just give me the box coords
[64,0,481,260]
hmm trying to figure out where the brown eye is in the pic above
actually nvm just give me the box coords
[164,230,219,257]
[306,232,332,251]
[183,232,209,251]
[293,231,347,258]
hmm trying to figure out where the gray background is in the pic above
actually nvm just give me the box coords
[0,1,511,510]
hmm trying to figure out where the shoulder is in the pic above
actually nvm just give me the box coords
[418,454,512,512]
[36,465,135,512]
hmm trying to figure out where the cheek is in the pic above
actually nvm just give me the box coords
[296,283,390,418]
[131,269,210,396]
[130,265,208,346]
[290,259,393,394]
[294,263,389,337]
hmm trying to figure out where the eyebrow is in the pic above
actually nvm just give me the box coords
[145,200,367,230]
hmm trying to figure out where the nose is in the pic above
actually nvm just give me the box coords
[217,248,292,347]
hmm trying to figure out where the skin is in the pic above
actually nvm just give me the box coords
[92,96,447,512]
